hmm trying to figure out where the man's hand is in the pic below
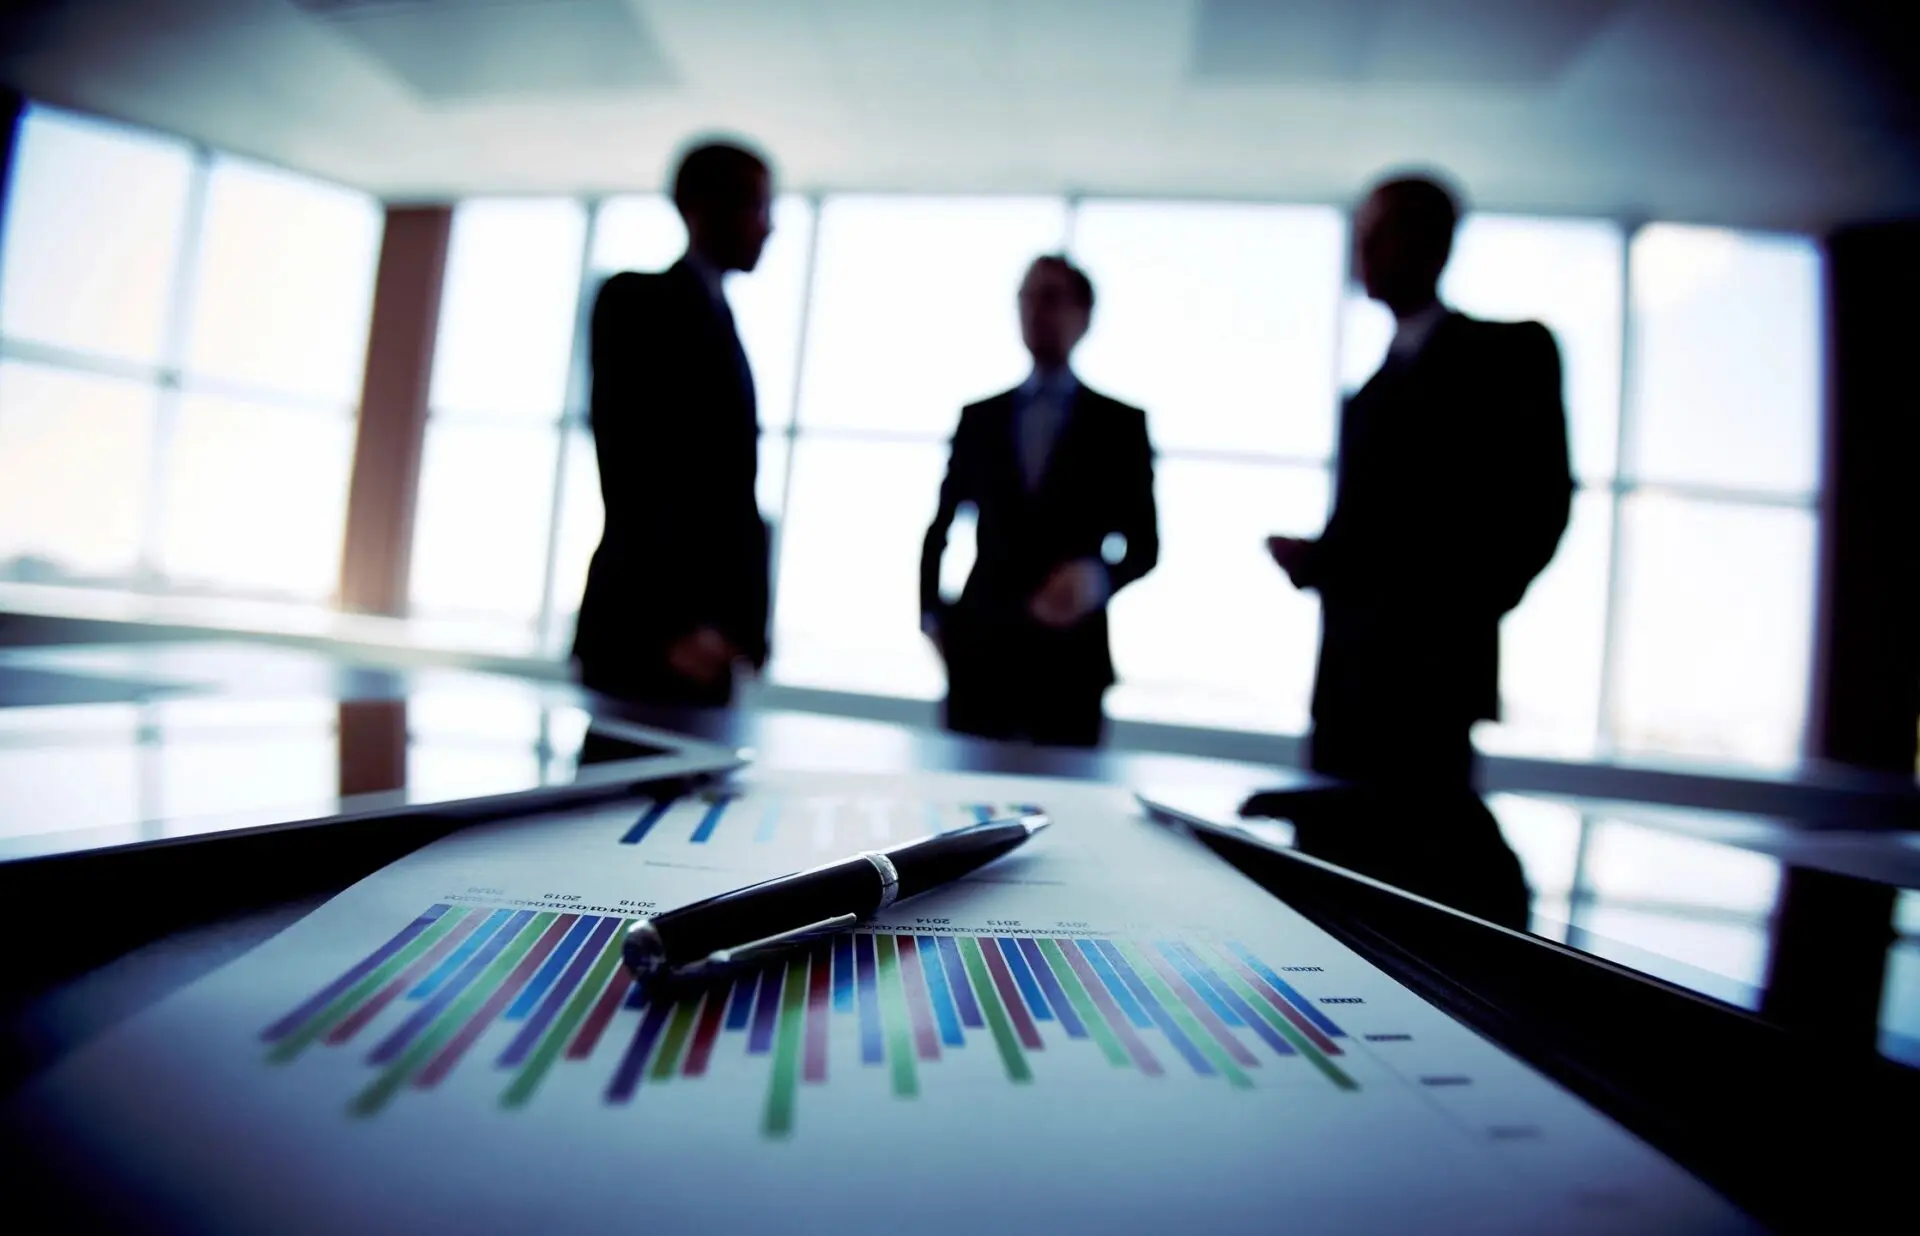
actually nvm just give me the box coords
[1266,535,1314,589]
[1030,560,1108,629]
[666,627,740,687]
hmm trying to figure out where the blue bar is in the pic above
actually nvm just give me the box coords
[748,964,785,1054]
[725,970,759,1031]
[263,903,449,1041]
[497,916,620,1067]
[1093,939,1213,1076]
[370,909,535,1065]
[996,937,1053,1021]
[605,999,673,1103]
[1017,938,1085,1038]
[689,793,735,844]
[1169,943,1294,1056]
[1153,941,1242,1025]
[620,797,678,845]
[917,935,966,1046]
[754,800,780,843]
[506,915,597,1020]
[1018,803,1044,816]
[831,934,855,1012]
[936,936,983,1027]
[971,804,995,824]
[1075,938,1152,1028]
[1228,942,1347,1037]
[855,932,883,1063]
[409,908,514,999]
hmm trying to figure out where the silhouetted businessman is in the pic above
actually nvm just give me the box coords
[1269,174,1572,789]
[920,255,1159,748]
[573,140,772,708]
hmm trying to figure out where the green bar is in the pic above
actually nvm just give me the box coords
[1037,938,1130,1067]
[499,920,632,1108]
[267,908,472,1063]
[649,991,705,1081]
[875,935,918,1097]
[1196,942,1358,1091]
[1116,942,1253,1090]
[349,912,557,1117]
[763,953,810,1138]
[958,936,1031,1083]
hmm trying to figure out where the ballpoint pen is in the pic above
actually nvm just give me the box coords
[622,810,1050,991]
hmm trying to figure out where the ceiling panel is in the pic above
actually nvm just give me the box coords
[0,0,1912,228]
[1363,0,1624,86]
[643,0,838,92]
[297,0,673,101]
[813,0,1012,90]
[1004,0,1195,88]
[1189,0,1384,84]
[1191,0,1625,87]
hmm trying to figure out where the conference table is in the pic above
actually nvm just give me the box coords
[1,639,1915,1231]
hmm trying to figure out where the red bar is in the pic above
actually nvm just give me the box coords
[803,941,832,1082]
[1058,940,1164,1076]
[896,936,941,1061]
[681,982,732,1077]
[414,915,578,1087]
[1224,954,1342,1056]
[1140,945,1260,1068]
[324,912,486,1046]
[568,967,635,1060]
[979,933,1044,1049]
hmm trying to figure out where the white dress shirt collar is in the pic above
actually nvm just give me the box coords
[1020,365,1077,403]
[1389,301,1451,362]
[683,248,728,306]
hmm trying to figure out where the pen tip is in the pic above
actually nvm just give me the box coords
[1023,814,1052,834]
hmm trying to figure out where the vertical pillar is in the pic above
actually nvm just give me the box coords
[338,699,408,798]
[338,205,453,615]
[1808,220,1920,773]
[1763,220,1919,1049]
[0,85,24,286]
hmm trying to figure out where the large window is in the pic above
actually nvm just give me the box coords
[1070,201,1346,731]
[1432,215,1626,759]
[1613,226,1822,767]
[410,193,818,652]
[2,106,1825,771]
[0,104,381,603]
[777,196,1064,694]
[408,199,586,636]
[406,190,1824,770]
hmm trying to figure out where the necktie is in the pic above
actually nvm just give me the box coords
[1020,392,1063,490]
[715,294,756,420]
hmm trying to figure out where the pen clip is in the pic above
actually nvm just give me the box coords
[681,912,861,980]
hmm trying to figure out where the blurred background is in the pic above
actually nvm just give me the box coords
[0,0,1914,779]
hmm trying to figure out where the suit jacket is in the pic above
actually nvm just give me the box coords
[572,260,770,702]
[920,383,1159,692]
[1296,313,1573,726]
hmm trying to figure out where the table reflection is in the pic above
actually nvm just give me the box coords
[1486,796,1782,1007]
[1230,784,1917,1068]
[1882,892,1920,1066]
[0,680,634,863]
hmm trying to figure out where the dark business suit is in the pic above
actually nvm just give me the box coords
[1293,312,1572,787]
[920,382,1159,746]
[572,259,769,708]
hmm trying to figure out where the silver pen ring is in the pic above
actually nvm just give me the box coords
[860,851,900,910]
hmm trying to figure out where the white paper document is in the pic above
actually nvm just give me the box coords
[5,769,1754,1234]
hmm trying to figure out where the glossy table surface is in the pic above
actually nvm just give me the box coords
[2,639,1914,1081]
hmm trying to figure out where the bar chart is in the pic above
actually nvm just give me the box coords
[262,903,1357,1137]
[616,791,1043,848]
